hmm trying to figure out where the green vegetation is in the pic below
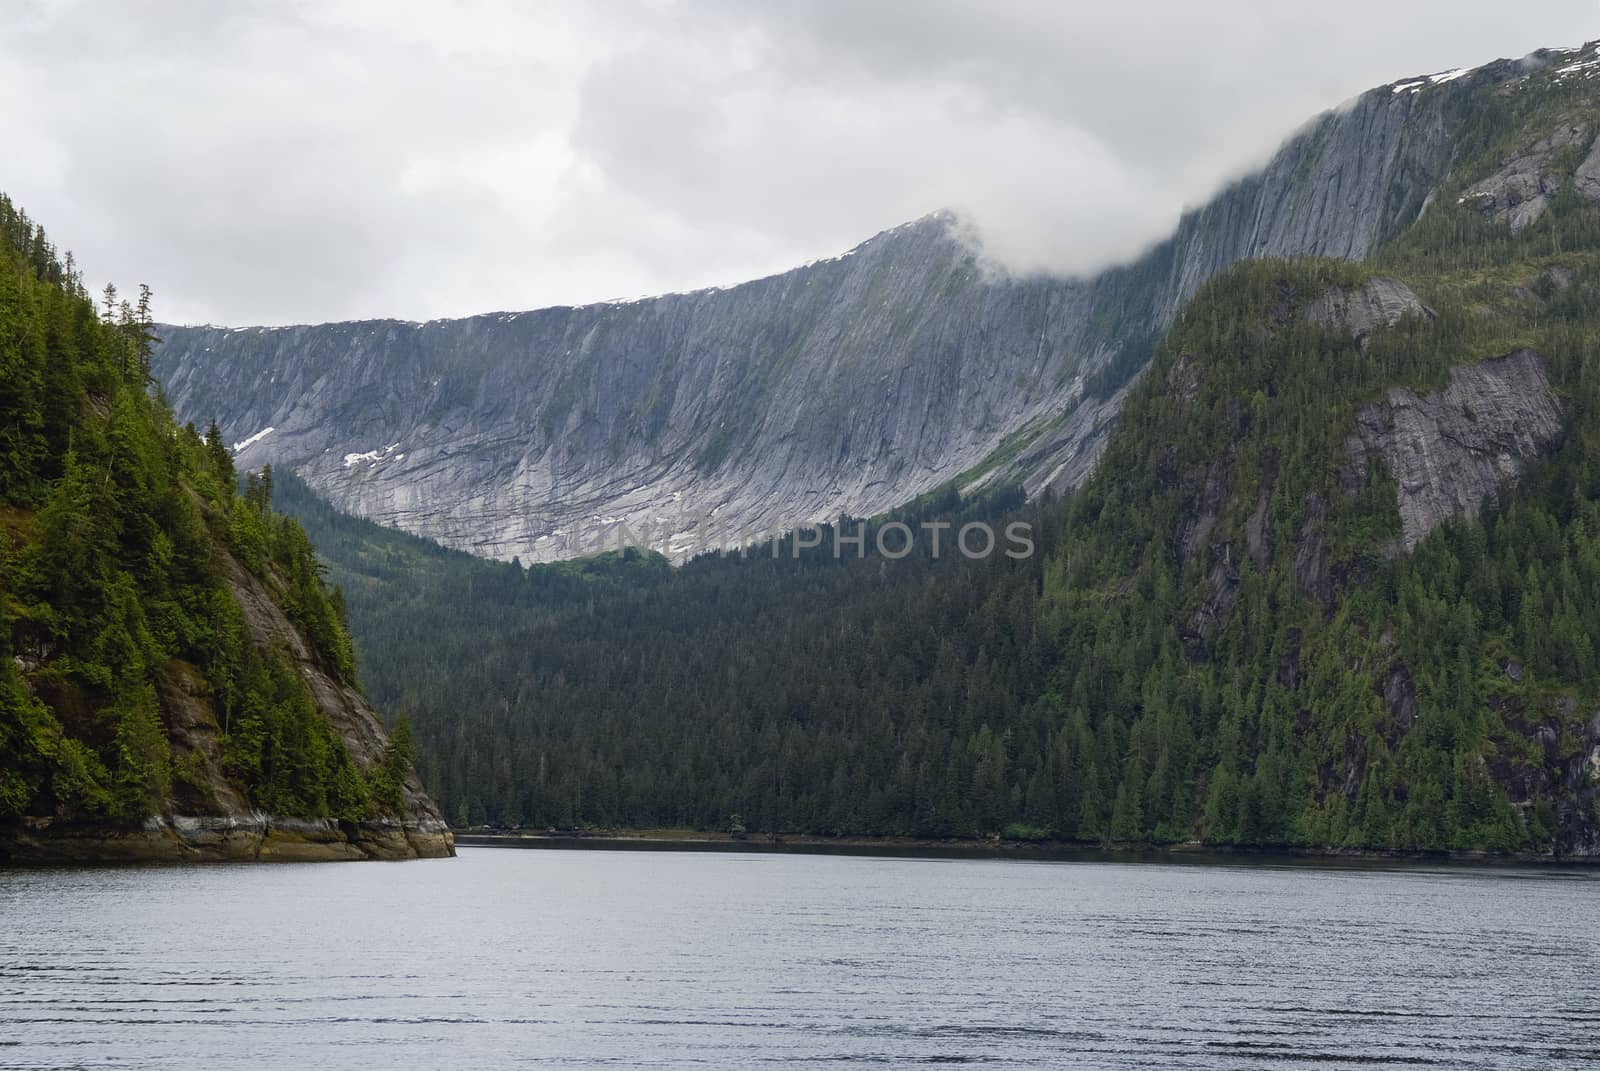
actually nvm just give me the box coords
[0,193,388,825]
[274,78,1600,853]
[1045,245,1599,851]
[279,472,1056,835]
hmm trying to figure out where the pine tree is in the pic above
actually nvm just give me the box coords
[204,419,234,483]
[132,284,159,380]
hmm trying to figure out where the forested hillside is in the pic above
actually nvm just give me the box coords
[274,72,1600,856]
[277,471,1049,835]
[0,194,450,861]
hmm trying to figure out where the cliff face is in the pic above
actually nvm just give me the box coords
[1463,120,1595,232]
[159,217,1113,563]
[150,48,1574,563]
[1344,349,1566,552]
[2,542,455,864]
[1303,277,1434,349]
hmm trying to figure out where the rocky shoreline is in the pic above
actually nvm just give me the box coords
[0,814,455,865]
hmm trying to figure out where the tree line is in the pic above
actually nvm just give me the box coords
[0,192,402,825]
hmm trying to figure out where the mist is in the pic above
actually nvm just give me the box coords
[3,0,1594,324]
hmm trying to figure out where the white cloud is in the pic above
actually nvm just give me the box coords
[1,0,1594,325]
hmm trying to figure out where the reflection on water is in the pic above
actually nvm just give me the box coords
[1,849,1597,1069]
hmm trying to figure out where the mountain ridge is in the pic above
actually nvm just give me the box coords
[150,42,1600,564]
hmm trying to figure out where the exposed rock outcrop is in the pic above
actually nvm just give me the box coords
[1543,266,1575,292]
[1565,708,1600,856]
[152,51,1524,563]
[1343,349,1566,551]
[1573,131,1600,201]
[1180,460,1232,567]
[1186,553,1241,651]
[1460,122,1594,232]
[1303,277,1434,348]
[0,812,446,865]
[1382,663,1419,733]
[1244,448,1279,574]
[968,386,1130,500]
[1292,493,1334,605]
[220,553,452,859]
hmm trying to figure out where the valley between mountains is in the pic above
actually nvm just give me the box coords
[8,41,1600,861]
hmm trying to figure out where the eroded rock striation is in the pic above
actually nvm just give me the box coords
[1461,121,1594,232]
[1343,349,1567,551]
[1303,277,1434,348]
[152,48,1582,563]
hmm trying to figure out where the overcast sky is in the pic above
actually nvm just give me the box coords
[3,2,1596,325]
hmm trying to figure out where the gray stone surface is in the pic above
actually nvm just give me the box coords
[1344,349,1566,552]
[1303,277,1433,348]
[1461,122,1595,232]
[1568,122,1600,202]
[153,55,1523,563]
[967,385,1130,500]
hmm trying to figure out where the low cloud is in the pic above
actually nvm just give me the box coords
[2,1,1594,324]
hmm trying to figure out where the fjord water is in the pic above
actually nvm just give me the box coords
[2,850,1596,1069]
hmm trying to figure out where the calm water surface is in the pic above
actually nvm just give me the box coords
[1,848,1597,1069]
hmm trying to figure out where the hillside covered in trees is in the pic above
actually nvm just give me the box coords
[0,194,451,861]
[267,71,1600,857]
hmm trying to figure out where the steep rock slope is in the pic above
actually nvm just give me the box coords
[149,45,1597,563]
[1344,349,1566,551]
[1059,243,1600,857]
[0,195,452,864]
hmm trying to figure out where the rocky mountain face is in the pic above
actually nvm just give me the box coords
[1463,119,1597,231]
[288,245,1600,857]
[147,48,1587,566]
[138,44,1600,857]
[1345,349,1566,552]
[150,46,1596,564]
[1084,233,1600,856]
[1303,277,1435,349]
[4,534,456,865]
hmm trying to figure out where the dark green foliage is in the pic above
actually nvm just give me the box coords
[0,192,381,823]
[277,468,1056,835]
[366,716,414,816]
[276,88,1600,850]
[1040,243,1599,852]
[236,465,355,681]
[222,646,369,820]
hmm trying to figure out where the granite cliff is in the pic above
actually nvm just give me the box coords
[1344,349,1567,553]
[151,44,1600,563]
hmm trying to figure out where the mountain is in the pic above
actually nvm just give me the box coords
[148,45,1598,564]
[0,195,453,863]
[260,45,1600,857]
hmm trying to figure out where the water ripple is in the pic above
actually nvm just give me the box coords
[0,850,1595,1070]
